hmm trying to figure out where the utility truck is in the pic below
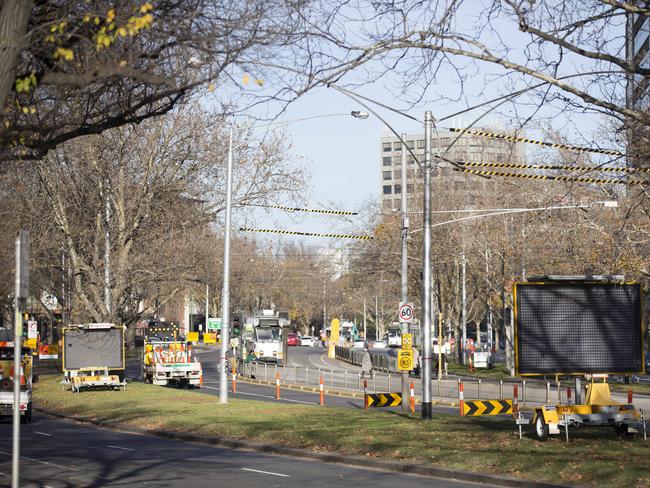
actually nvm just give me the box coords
[0,345,34,423]
[244,310,289,364]
[63,323,127,392]
[142,338,202,387]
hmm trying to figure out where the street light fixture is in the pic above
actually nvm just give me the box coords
[218,111,369,404]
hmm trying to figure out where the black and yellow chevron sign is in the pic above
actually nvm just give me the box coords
[239,227,374,240]
[462,399,512,416]
[366,392,402,407]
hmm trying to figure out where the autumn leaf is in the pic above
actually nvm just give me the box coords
[242,73,250,85]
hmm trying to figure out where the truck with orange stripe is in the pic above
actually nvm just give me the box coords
[142,339,202,387]
[0,346,34,423]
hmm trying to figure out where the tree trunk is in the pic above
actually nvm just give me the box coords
[0,0,33,111]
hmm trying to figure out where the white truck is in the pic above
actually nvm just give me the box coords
[245,310,289,364]
[142,339,202,387]
[0,346,34,424]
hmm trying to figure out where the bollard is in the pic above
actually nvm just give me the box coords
[410,381,415,413]
[275,372,280,400]
[513,385,519,415]
[522,380,527,406]
[546,382,550,403]
[364,378,368,409]
[499,379,503,400]
[232,368,237,395]
[628,388,633,405]
[319,375,324,406]
[459,381,465,416]
[567,387,572,405]
[478,379,481,400]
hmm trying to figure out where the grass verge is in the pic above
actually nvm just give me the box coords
[34,373,649,487]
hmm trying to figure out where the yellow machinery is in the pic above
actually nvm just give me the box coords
[529,379,646,441]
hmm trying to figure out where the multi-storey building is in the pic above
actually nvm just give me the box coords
[379,128,526,211]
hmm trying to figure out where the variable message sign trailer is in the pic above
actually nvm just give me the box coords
[62,324,126,392]
[513,277,646,440]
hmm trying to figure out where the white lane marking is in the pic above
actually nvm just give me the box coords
[0,451,78,471]
[241,467,289,478]
[203,386,316,405]
[107,445,135,452]
[34,431,52,437]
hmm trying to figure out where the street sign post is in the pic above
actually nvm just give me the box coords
[397,348,414,371]
[398,302,414,324]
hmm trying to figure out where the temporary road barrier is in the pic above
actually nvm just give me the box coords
[462,399,513,416]
[409,381,415,413]
[320,375,324,406]
[459,381,464,416]
[365,392,402,408]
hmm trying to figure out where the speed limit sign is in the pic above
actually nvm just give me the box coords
[398,302,414,323]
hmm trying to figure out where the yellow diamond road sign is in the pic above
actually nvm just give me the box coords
[397,349,413,371]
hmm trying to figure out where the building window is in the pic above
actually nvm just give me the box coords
[407,140,415,149]
[394,142,401,151]
[383,142,392,152]
[407,155,414,164]
[383,156,392,166]
[383,171,392,180]
[394,184,402,194]
[407,184,414,193]
[417,139,425,149]
[383,185,392,194]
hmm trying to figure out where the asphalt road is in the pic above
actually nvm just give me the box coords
[0,415,494,487]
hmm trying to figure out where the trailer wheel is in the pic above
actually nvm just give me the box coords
[533,412,549,441]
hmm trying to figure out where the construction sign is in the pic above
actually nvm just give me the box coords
[462,399,513,416]
[401,333,413,350]
[397,349,414,371]
[366,392,402,407]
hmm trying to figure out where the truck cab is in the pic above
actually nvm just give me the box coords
[0,346,34,424]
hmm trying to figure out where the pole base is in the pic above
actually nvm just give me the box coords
[421,402,432,420]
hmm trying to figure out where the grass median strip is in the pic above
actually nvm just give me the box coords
[35,374,649,487]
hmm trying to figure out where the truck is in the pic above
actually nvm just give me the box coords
[142,339,202,387]
[63,323,127,392]
[244,310,289,364]
[386,324,402,347]
[0,345,34,423]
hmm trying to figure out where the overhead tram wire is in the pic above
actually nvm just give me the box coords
[242,203,359,215]
[239,227,374,240]
[457,161,650,173]
[455,167,642,186]
[448,127,623,156]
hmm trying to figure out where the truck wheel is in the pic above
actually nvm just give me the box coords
[533,412,549,441]
[615,424,631,437]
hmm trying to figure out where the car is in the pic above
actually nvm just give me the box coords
[372,339,387,349]
[352,339,366,349]
[300,336,315,347]
[286,333,301,346]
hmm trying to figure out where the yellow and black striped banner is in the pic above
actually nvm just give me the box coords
[457,168,644,186]
[366,392,402,407]
[239,227,373,240]
[462,399,513,416]
[245,204,358,215]
[458,161,650,174]
[449,127,623,156]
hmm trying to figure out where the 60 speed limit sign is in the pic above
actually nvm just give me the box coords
[398,302,414,323]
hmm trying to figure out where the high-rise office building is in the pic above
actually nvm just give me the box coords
[379,128,526,210]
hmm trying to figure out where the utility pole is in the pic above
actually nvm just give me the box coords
[400,133,409,412]
[461,252,466,364]
[421,110,433,420]
[13,231,28,488]
[103,181,111,318]
[375,295,378,339]
[219,129,233,404]
[485,248,492,352]
[363,297,367,340]
[204,283,208,333]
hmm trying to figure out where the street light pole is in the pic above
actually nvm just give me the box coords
[400,133,410,412]
[219,128,233,404]
[461,252,466,364]
[421,110,433,420]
